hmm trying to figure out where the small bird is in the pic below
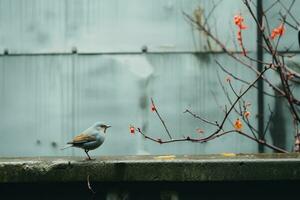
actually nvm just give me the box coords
[62,122,111,160]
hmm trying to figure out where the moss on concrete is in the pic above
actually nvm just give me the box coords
[1,154,300,183]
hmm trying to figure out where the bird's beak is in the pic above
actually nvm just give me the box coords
[106,125,111,128]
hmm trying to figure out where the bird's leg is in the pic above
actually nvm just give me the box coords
[85,149,92,160]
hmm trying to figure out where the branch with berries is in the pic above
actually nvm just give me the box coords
[130,64,288,153]
[130,0,299,153]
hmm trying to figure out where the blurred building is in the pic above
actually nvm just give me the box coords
[0,0,299,156]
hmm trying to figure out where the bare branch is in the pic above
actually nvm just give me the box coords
[184,109,219,127]
[136,127,287,153]
[151,98,172,140]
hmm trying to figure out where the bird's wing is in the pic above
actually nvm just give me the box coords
[68,133,96,144]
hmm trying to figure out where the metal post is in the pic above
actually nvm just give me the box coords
[257,0,264,152]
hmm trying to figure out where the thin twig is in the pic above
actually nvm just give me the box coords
[184,109,218,127]
[278,0,299,26]
[215,60,279,97]
[216,70,240,115]
[264,0,279,14]
[151,98,172,140]
[263,104,274,139]
[229,80,239,98]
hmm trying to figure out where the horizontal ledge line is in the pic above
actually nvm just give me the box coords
[0,51,253,56]
[0,50,299,57]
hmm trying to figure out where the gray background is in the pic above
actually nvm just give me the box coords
[0,0,299,157]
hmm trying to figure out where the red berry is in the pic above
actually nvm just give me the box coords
[151,104,156,112]
[129,126,135,134]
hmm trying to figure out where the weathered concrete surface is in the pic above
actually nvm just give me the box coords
[1,154,300,183]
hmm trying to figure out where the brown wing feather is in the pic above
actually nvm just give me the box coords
[68,133,96,144]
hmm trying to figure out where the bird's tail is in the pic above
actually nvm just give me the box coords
[60,144,73,150]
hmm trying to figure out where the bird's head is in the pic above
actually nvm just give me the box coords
[93,122,111,133]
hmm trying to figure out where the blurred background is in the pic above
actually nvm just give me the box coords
[0,0,299,157]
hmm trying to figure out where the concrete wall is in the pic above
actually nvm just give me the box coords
[1,154,300,199]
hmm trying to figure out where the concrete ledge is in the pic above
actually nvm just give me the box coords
[1,153,300,183]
